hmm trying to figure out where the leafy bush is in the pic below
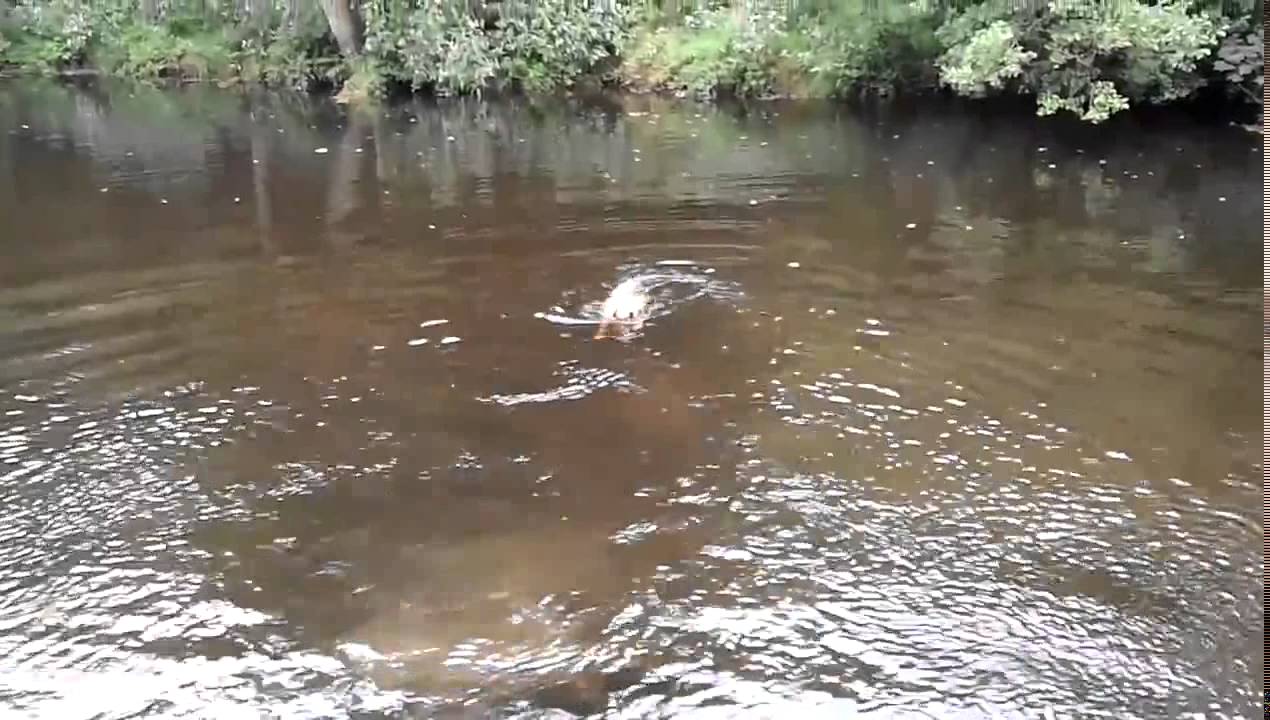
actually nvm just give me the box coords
[1210,17,1263,108]
[392,0,498,95]
[363,0,632,96]
[239,25,342,91]
[622,6,794,98]
[361,0,413,83]
[96,23,235,79]
[0,0,1259,124]
[937,0,1223,122]
[799,1,942,97]
[937,20,1032,96]
[1,1,96,70]
[334,53,391,100]
[0,0,245,80]
[623,1,944,99]
[497,0,632,92]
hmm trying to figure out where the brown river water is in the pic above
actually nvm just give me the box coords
[0,80,1262,719]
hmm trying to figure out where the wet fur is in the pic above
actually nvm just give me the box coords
[594,278,651,340]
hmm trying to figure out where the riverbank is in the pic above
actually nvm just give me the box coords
[0,1,1262,125]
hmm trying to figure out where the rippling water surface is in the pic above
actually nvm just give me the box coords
[0,80,1262,719]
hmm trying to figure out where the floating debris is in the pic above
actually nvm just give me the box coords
[440,336,462,345]
[419,319,449,328]
[314,147,329,154]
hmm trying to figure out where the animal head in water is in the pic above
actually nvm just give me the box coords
[594,317,640,340]
[594,278,651,340]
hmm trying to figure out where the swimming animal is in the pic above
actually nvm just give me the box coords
[595,276,653,340]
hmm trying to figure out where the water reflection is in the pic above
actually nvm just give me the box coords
[0,79,1260,718]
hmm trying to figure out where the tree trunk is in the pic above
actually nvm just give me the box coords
[246,0,269,25]
[284,0,300,31]
[140,0,159,23]
[318,0,364,56]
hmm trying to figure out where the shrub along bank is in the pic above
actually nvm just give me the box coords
[0,0,1261,124]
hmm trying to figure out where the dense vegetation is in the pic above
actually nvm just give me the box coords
[0,0,1261,123]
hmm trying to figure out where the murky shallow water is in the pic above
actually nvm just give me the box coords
[0,80,1262,719]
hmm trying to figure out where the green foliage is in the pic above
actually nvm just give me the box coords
[798,1,943,97]
[335,53,391,100]
[1,1,97,70]
[624,6,796,97]
[498,0,633,92]
[394,1,498,95]
[0,0,1261,125]
[1211,17,1263,107]
[361,0,418,85]
[936,0,1223,122]
[239,27,342,91]
[97,23,236,79]
[362,0,632,95]
[624,1,944,99]
[937,20,1032,96]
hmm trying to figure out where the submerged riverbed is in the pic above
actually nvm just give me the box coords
[0,80,1262,719]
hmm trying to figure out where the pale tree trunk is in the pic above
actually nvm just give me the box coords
[283,0,300,31]
[245,0,270,26]
[318,0,364,56]
[140,0,159,23]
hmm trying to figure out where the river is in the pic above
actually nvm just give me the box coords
[0,79,1262,719]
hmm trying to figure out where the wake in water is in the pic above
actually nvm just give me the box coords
[534,262,743,342]
[486,264,743,407]
[476,364,643,407]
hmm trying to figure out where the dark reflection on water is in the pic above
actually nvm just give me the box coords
[0,79,1261,719]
